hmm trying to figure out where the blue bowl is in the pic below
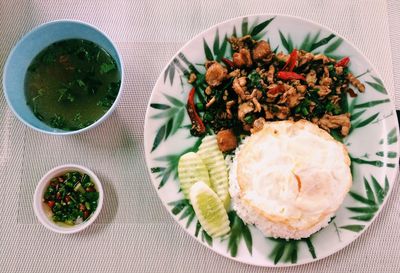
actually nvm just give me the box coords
[2,20,124,135]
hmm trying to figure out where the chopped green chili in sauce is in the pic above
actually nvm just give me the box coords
[43,171,99,225]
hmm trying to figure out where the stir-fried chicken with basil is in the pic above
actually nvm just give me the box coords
[187,35,365,152]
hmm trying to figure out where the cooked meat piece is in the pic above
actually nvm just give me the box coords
[298,51,314,66]
[205,61,227,87]
[267,65,275,84]
[335,66,343,75]
[276,52,289,63]
[252,40,272,62]
[233,48,253,67]
[274,105,290,120]
[316,85,331,97]
[306,70,317,87]
[330,95,341,105]
[296,85,307,94]
[320,77,332,86]
[206,96,216,108]
[279,85,303,108]
[238,101,254,122]
[251,117,266,134]
[205,86,212,95]
[347,73,365,92]
[228,35,255,51]
[318,113,351,136]
[216,129,238,152]
[228,69,241,78]
[226,100,235,119]
[232,77,247,100]
[252,97,262,112]
[313,54,332,64]
[262,105,274,120]
[188,73,197,84]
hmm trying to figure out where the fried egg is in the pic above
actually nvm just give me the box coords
[229,120,352,239]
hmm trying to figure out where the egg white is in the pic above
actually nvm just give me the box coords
[230,120,352,239]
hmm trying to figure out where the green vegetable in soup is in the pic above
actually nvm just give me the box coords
[25,39,121,131]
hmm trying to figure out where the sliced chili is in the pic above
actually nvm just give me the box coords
[187,87,206,136]
[282,48,298,72]
[335,57,350,67]
[221,58,234,69]
[277,71,306,81]
[267,85,285,95]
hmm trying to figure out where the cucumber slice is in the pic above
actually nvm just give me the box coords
[178,152,210,199]
[197,135,230,210]
[189,181,230,237]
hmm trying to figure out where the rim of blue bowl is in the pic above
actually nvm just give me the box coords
[2,19,124,136]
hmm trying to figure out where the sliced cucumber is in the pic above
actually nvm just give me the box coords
[197,135,230,210]
[178,152,210,199]
[189,181,230,237]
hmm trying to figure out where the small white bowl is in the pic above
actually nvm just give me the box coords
[33,164,104,234]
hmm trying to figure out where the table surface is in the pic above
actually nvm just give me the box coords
[1,1,400,272]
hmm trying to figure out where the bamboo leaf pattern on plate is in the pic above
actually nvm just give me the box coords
[168,199,213,246]
[150,93,187,152]
[366,76,387,94]
[226,211,253,257]
[268,237,316,264]
[345,176,389,223]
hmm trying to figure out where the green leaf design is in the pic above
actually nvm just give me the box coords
[201,229,213,246]
[151,124,166,152]
[347,176,389,222]
[216,34,228,61]
[164,63,176,85]
[165,118,174,139]
[203,38,214,61]
[278,30,293,53]
[352,113,379,129]
[227,211,252,257]
[213,29,220,57]
[371,75,384,85]
[164,94,185,107]
[350,157,385,168]
[366,80,387,94]
[268,237,316,264]
[250,17,275,37]
[387,127,398,145]
[305,238,316,259]
[299,33,311,51]
[354,99,390,109]
[150,103,171,110]
[371,175,387,204]
[324,38,343,53]
[241,17,249,36]
[150,93,188,152]
[309,34,336,51]
[350,110,366,121]
[339,225,365,232]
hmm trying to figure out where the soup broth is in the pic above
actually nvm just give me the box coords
[25,39,121,131]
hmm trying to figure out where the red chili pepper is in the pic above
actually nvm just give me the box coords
[277,71,306,81]
[221,58,234,68]
[267,85,285,95]
[282,48,298,72]
[187,87,206,136]
[335,57,350,67]
[47,201,55,208]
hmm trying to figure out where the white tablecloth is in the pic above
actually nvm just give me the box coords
[1,0,399,272]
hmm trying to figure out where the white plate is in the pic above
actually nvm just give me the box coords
[144,14,399,267]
